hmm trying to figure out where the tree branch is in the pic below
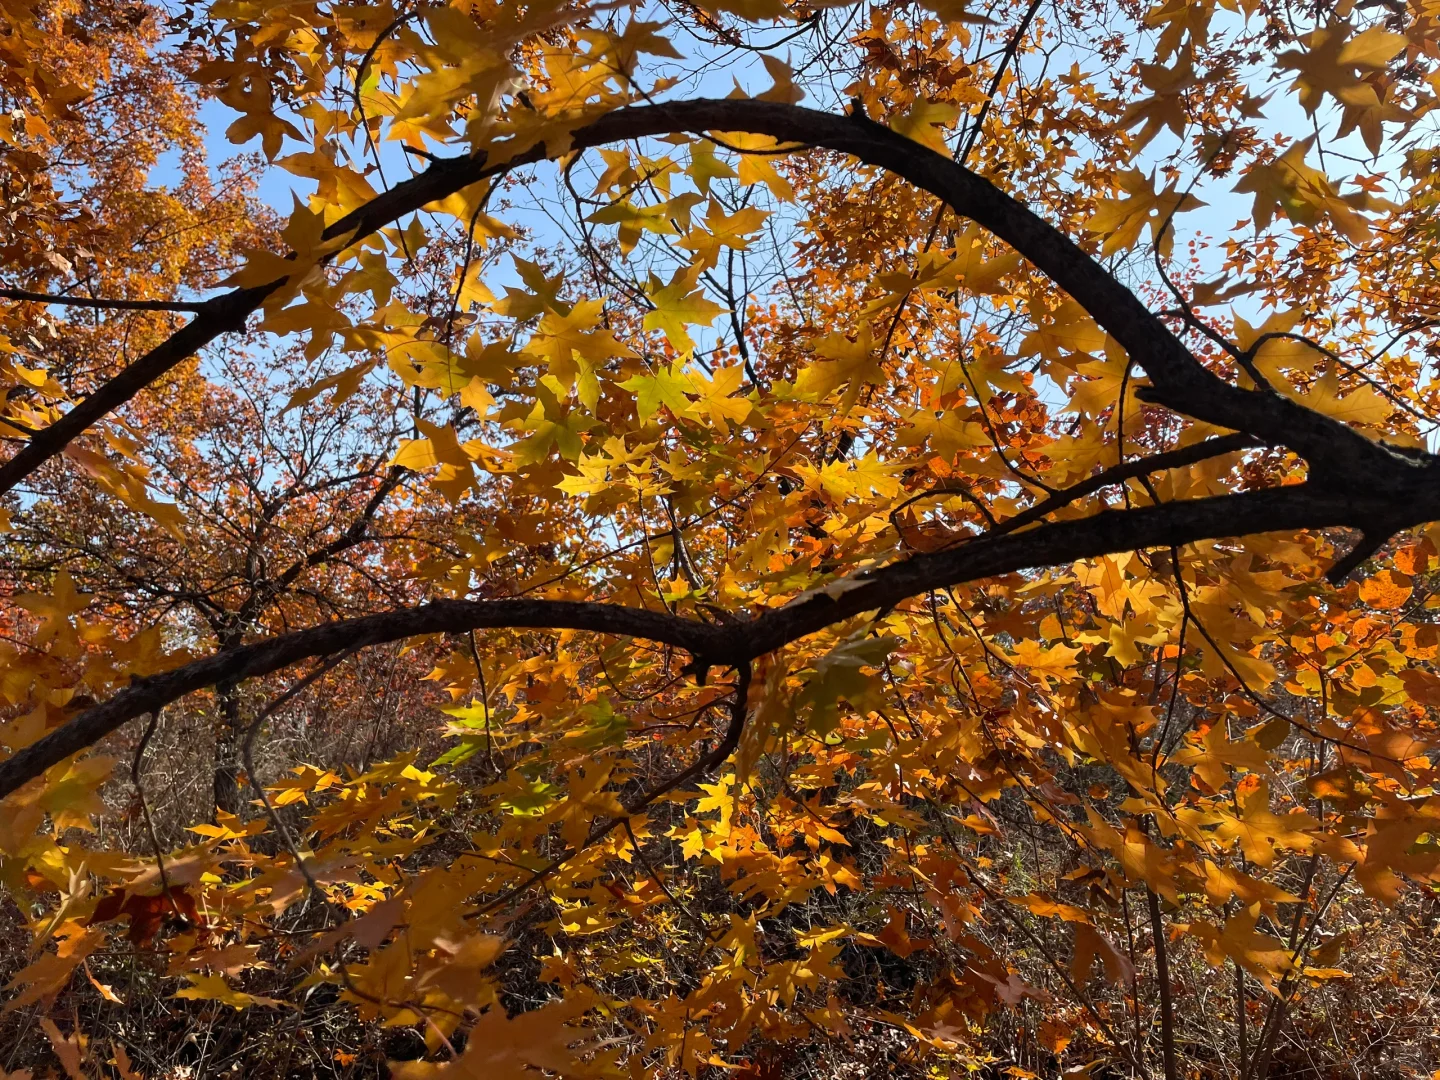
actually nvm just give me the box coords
[981,431,1263,541]
[8,476,1440,800]
[0,288,212,313]
[0,598,722,798]
[0,100,1422,498]
[715,479,1440,663]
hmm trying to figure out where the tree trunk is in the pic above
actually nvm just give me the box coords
[213,680,244,819]
[1148,887,1180,1080]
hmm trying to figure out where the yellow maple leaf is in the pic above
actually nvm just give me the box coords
[1290,371,1390,426]
[1008,639,1082,685]
[685,364,753,431]
[643,273,727,355]
[1212,783,1318,867]
[1278,21,1407,116]
[712,131,797,200]
[890,98,960,157]
[795,323,882,413]
[1187,905,1295,991]
[1086,168,1205,256]
[1170,721,1270,792]
[619,363,694,422]
[173,973,287,1010]
[1234,138,1380,242]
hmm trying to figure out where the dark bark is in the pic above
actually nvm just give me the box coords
[1148,887,1180,1080]
[212,680,244,819]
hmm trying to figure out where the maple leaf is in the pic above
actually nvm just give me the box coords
[896,409,989,458]
[855,907,931,957]
[525,297,637,387]
[390,996,599,1078]
[1086,168,1205,256]
[283,358,377,413]
[1211,783,1318,867]
[224,197,356,293]
[493,255,568,320]
[34,755,117,830]
[679,200,770,270]
[588,192,705,256]
[865,249,974,314]
[890,99,961,156]
[685,364,752,431]
[391,419,477,503]
[1334,81,1412,157]
[695,0,791,20]
[795,323,882,413]
[3,924,107,1012]
[687,139,738,194]
[174,972,288,1010]
[1187,905,1295,991]
[1120,55,1198,147]
[507,399,589,464]
[796,634,897,736]
[712,131,797,200]
[757,54,804,105]
[1020,299,1106,363]
[1072,923,1134,986]
[695,775,735,835]
[39,1019,84,1080]
[14,570,90,645]
[1277,21,1407,116]
[1198,860,1301,909]
[949,226,1022,293]
[642,272,727,355]
[1359,568,1413,610]
[423,178,519,247]
[1234,139,1381,242]
[1008,639,1082,686]
[90,886,202,947]
[1290,371,1391,426]
[620,363,695,422]
[1170,720,1270,792]
[546,764,626,849]
[1011,893,1092,924]
[188,810,267,842]
[793,453,902,501]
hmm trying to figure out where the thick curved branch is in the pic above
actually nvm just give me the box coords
[0,101,1419,497]
[0,599,722,798]
[713,479,1440,662]
[7,100,1440,802]
[980,431,1263,541]
[8,475,1440,800]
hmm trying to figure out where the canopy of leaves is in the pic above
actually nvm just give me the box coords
[2,0,1440,1077]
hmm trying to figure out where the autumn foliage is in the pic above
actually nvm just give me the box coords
[3,0,1440,1076]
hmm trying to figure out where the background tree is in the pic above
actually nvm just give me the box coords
[3,0,1440,1077]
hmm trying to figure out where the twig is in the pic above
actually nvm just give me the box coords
[130,709,177,912]
[0,287,210,313]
